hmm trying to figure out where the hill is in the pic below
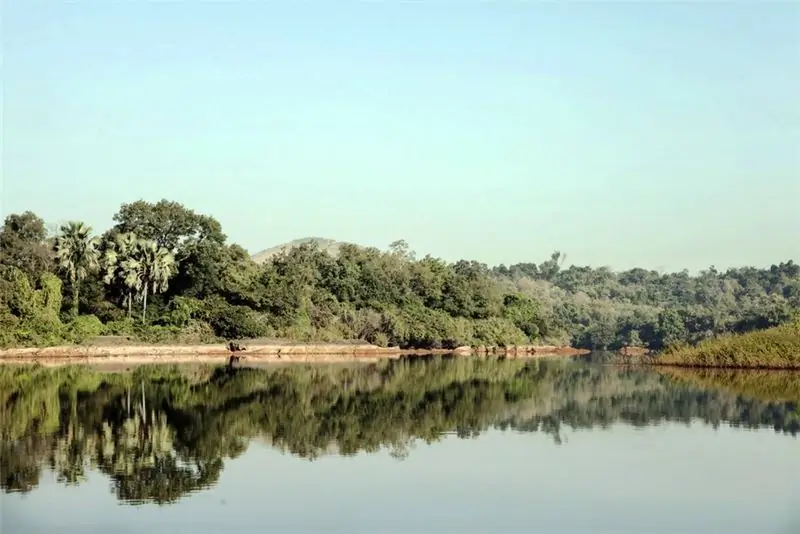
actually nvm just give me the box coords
[250,237,350,264]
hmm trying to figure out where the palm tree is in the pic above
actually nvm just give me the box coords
[137,240,176,322]
[101,233,143,318]
[55,221,100,316]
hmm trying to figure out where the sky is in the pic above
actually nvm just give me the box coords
[3,1,799,272]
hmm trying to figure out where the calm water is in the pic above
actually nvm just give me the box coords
[2,357,798,533]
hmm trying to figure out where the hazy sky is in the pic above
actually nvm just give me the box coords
[3,2,799,271]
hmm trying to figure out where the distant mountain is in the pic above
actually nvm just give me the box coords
[251,237,352,264]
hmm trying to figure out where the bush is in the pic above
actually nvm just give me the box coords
[199,298,269,340]
[66,315,105,343]
[472,317,529,347]
[502,294,542,340]
[0,268,65,347]
[380,306,473,349]
[372,332,390,348]
[102,319,137,337]
[162,296,205,328]
[0,313,20,347]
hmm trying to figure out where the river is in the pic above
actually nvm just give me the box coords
[2,356,798,533]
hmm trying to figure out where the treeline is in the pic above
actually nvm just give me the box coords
[495,252,800,351]
[2,358,797,502]
[1,199,798,349]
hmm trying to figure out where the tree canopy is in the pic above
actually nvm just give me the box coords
[1,199,797,350]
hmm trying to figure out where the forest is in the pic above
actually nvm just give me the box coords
[2,358,797,503]
[1,199,798,350]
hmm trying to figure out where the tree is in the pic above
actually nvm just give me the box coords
[0,212,52,281]
[101,233,143,318]
[112,200,225,254]
[538,251,565,281]
[137,240,176,322]
[55,222,100,317]
[654,308,689,349]
[168,242,262,307]
[389,239,415,261]
[502,294,542,339]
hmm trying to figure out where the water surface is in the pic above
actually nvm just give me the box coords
[2,357,798,533]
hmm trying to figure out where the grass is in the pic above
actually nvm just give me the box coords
[650,322,800,369]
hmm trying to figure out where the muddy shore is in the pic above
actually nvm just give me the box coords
[0,342,589,366]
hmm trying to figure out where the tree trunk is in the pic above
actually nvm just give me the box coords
[127,291,132,318]
[142,282,149,323]
[71,274,80,317]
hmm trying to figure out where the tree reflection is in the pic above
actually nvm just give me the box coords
[1,357,797,505]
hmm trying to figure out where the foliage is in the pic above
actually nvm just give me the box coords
[65,315,105,343]
[0,212,53,282]
[496,259,799,350]
[0,267,64,347]
[112,199,225,252]
[101,233,177,322]
[0,199,797,349]
[54,221,100,317]
[193,297,270,340]
[101,232,143,318]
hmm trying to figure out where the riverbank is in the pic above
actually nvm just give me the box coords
[635,322,800,370]
[0,341,589,366]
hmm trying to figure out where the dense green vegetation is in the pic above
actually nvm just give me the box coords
[2,358,797,504]
[1,200,798,350]
[654,322,800,369]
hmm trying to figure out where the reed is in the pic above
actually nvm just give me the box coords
[652,322,800,369]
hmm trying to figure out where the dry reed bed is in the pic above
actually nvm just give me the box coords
[643,322,800,370]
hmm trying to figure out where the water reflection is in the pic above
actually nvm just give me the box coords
[1,356,798,505]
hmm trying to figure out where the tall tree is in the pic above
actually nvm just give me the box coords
[137,241,176,322]
[112,200,225,254]
[388,239,415,261]
[55,222,100,317]
[0,212,53,281]
[101,233,143,318]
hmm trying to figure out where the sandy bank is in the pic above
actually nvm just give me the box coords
[0,342,588,366]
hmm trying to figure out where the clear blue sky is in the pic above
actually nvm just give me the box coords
[3,2,799,271]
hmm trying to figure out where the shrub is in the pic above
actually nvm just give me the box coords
[66,315,105,344]
[199,298,269,340]
[656,322,800,369]
[162,296,205,328]
[102,319,137,337]
[372,332,390,347]
[472,317,529,347]
[380,306,473,349]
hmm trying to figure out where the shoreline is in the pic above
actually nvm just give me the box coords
[0,342,589,366]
